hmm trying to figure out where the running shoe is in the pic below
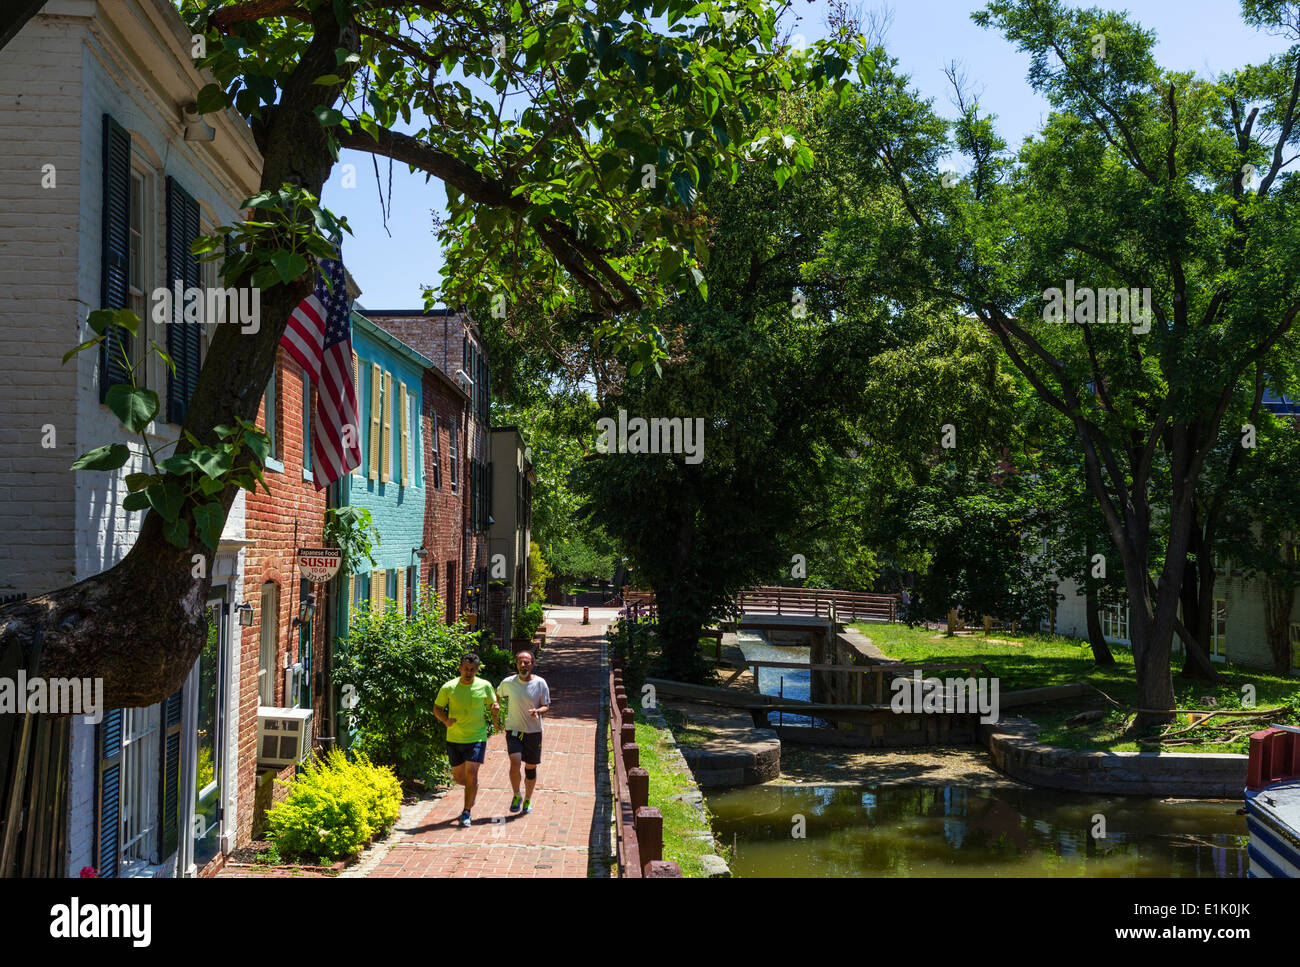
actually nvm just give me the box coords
[509,795,522,813]
[522,799,533,814]
[459,810,472,827]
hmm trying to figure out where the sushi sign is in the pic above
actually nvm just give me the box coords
[297,548,342,583]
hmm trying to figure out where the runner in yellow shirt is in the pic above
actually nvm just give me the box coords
[434,652,500,827]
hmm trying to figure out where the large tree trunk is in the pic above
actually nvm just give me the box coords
[1083,535,1115,665]
[1263,574,1296,676]
[0,3,346,710]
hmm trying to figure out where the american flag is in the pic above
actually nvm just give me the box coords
[279,252,360,489]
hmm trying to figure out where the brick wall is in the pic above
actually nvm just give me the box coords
[237,349,327,848]
[423,370,469,623]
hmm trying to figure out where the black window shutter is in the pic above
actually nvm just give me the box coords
[158,688,184,860]
[100,115,132,402]
[95,707,124,878]
[166,177,203,425]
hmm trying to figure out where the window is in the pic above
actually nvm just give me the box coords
[119,704,161,872]
[449,416,458,493]
[1100,601,1129,642]
[263,369,279,463]
[431,411,441,488]
[406,565,417,616]
[409,387,420,484]
[198,221,220,364]
[302,373,312,475]
[127,164,156,390]
[1210,598,1227,660]
[258,583,279,706]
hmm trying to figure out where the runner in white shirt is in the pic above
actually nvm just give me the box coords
[496,650,551,814]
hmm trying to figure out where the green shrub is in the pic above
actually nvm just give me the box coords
[266,749,403,862]
[512,600,545,641]
[335,588,480,785]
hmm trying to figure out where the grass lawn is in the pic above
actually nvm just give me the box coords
[628,710,725,877]
[852,622,1300,754]
[659,706,719,748]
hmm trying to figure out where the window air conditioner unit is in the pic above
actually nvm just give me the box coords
[257,706,313,769]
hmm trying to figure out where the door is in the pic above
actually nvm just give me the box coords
[1210,599,1227,661]
[191,595,226,871]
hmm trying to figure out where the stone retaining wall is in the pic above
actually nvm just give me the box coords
[982,716,1248,797]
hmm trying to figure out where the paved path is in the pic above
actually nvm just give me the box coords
[353,612,614,878]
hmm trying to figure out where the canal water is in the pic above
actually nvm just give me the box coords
[708,784,1249,877]
[736,629,821,726]
[724,631,1248,877]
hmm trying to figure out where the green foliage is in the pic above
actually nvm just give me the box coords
[63,308,271,551]
[512,601,545,642]
[476,624,514,682]
[334,589,479,785]
[265,749,402,862]
[527,541,549,602]
[324,506,381,577]
[191,185,350,292]
[178,0,864,360]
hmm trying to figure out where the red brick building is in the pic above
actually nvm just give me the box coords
[367,309,491,631]
[238,346,329,845]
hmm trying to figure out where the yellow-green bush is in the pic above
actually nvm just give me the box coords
[266,749,403,862]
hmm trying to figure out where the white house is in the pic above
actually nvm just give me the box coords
[0,0,262,876]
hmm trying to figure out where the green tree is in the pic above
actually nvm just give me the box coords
[820,1,1300,725]
[0,0,860,708]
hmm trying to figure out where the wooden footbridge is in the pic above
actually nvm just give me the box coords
[623,586,902,624]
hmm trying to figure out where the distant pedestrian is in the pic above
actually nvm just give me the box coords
[900,587,912,628]
[496,650,551,814]
[434,652,500,827]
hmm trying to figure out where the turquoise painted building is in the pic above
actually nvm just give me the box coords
[337,310,433,633]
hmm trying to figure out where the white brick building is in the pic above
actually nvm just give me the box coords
[0,0,262,876]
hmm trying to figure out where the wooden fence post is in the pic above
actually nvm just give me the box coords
[635,806,664,866]
[628,767,649,813]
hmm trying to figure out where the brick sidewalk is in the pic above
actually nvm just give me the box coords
[354,614,608,878]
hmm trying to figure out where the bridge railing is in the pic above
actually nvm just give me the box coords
[608,659,681,878]
[737,586,899,622]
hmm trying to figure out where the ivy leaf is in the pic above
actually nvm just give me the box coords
[195,83,227,115]
[123,491,151,512]
[243,429,271,465]
[313,105,345,127]
[198,476,226,497]
[124,472,152,492]
[269,250,309,285]
[106,384,159,434]
[193,502,227,551]
[145,479,186,524]
[163,517,190,549]
[72,443,130,472]
[62,336,104,366]
[190,447,234,478]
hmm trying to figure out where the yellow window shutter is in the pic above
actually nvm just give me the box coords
[368,362,381,480]
[396,566,407,615]
[352,350,359,410]
[380,371,393,483]
[370,568,385,604]
[399,382,410,485]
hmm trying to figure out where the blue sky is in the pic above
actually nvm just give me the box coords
[322,1,1292,310]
